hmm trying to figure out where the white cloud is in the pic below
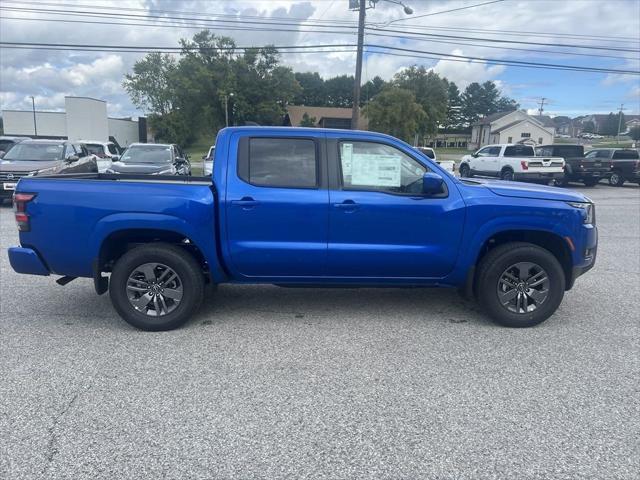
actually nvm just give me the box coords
[430,50,506,89]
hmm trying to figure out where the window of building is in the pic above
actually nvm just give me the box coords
[538,137,543,144]
[241,138,317,188]
[339,141,429,195]
[507,136,513,143]
[521,132,531,138]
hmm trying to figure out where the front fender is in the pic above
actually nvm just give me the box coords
[90,213,227,282]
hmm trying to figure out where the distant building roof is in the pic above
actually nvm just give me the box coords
[285,105,368,129]
[490,120,523,134]
[473,111,513,126]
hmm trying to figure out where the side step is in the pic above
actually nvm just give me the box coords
[56,276,77,286]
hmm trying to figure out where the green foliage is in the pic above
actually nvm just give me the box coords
[392,66,448,136]
[628,126,640,141]
[582,120,595,133]
[600,112,625,136]
[300,113,317,127]
[443,79,463,130]
[364,87,425,143]
[460,81,519,126]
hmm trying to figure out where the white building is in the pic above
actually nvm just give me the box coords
[2,96,145,148]
[470,110,555,150]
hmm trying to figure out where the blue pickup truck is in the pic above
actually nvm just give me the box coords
[8,127,597,331]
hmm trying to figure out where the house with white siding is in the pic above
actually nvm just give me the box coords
[469,110,555,150]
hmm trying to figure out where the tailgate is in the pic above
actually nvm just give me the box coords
[579,158,610,173]
[526,156,564,173]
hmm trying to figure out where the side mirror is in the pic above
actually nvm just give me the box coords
[422,172,444,195]
[472,153,479,158]
[111,155,120,161]
[201,155,207,160]
[66,155,79,162]
[0,151,5,159]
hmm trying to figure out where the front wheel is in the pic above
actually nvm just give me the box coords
[109,243,205,331]
[476,242,565,328]
[459,163,471,178]
[608,171,625,186]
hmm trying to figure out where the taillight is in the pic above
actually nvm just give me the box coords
[520,160,529,170]
[13,192,36,232]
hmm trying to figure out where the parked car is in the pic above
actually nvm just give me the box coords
[8,127,597,331]
[106,143,191,175]
[415,147,455,175]
[535,144,609,187]
[584,148,640,186]
[80,140,121,173]
[0,139,97,201]
[202,145,215,176]
[0,136,31,156]
[460,144,565,183]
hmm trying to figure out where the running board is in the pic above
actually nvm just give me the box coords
[56,276,77,286]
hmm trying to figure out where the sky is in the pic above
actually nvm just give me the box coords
[1,0,639,119]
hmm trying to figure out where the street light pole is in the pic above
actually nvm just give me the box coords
[30,96,38,136]
[225,92,234,127]
[616,103,625,144]
[351,0,366,130]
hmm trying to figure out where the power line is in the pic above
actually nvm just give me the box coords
[2,41,638,75]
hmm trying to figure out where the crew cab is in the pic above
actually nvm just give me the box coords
[460,144,565,183]
[584,148,640,187]
[535,144,609,187]
[8,127,597,331]
[0,140,97,200]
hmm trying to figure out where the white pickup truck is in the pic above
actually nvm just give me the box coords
[459,144,565,182]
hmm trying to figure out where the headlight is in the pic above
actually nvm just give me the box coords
[567,202,595,225]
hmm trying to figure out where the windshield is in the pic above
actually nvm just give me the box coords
[3,143,64,161]
[120,145,172,164]
[0,140,16,152]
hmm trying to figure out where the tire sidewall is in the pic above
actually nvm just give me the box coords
[460,164,470,177]
[501,169,514,181]
[478,245,565,328]
[109,245,204,331]
[609,172,623,186]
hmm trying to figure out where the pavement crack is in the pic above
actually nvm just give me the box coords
[42,385,91,475]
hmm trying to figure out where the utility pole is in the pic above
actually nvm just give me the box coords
[537,97,546,116]
[350,0,412,130]
[30,96,38,136]
[224,92,234,127]
[616,103,625,144]
[351,0,366,130]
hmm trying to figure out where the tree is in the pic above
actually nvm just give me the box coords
[294,72,325,106]
[393,66,448,136]
[460,81,519,127]
[600,112,624,136]
[361,76,387,105]
[300,112,316,127]
[581,120,595,133]
[443,79,463,130]
[629,126,640,141]
[324,75,354,108]
[364,87,425,143]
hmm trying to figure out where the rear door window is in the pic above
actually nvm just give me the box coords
[612,150,639,160]
[504,145,534,157]
[241,138,318,188]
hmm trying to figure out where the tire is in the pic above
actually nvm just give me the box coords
[500,168,514,181]
[109,243,205,331]
[554,176,569,187]
[583,178,599,187]
[608,171,625,186]
[476,242,565,328]
[459,163,471,178]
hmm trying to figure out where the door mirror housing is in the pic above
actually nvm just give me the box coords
[66,154,79,162]
[422,172,444,195]
[0,151,5,159]
[111,155,120,161]
[472,152,479,158]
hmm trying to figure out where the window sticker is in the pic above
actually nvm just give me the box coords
[341,143,353,175]
[351,153,402,187]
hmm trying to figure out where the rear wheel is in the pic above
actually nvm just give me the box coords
[109,243,204,331]
[609,171,625,186]
[500,168,514,181]
[476,242,565,328]
[459,163,471,178]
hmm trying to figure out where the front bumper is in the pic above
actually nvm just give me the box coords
[566,225,598,290]
[8,247,50,276]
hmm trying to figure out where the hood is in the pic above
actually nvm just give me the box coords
[0,159,62,173]
[109,161,173,174]
[470,178,590,203]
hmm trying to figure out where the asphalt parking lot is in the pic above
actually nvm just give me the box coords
[1,184,638,480]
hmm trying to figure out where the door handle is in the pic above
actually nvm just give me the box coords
[231,197,259,209]
[333,200,358,212]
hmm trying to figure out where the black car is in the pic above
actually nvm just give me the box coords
[0,140,97,200]
[106,143,191,176]
[535,144,609,187]
[584,148,640,186]
[0,136,31,156]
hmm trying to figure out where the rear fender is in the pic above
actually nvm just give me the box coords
[90,213,227,283]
